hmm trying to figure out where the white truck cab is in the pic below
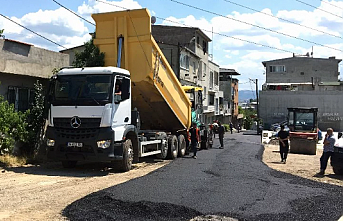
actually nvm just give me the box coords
[46,67,137,170]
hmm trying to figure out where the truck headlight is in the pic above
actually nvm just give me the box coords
[97,140,111,149]
[47,139,55,147]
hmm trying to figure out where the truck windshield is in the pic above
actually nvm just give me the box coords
[52,74,112,106]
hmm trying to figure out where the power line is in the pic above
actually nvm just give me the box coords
[170,0,343,53]
[321,0,343,11]
[52,0,95,26]
[157,16,295,53]
[95,0,130,10]
[0,13,67,49]
[295,0,343,20]
[223,0,343,40]
[95,0,295,54]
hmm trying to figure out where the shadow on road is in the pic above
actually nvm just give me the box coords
[326,174,343,181]
[1,156,165,178]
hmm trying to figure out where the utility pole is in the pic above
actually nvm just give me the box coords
[256,79,259,135]
[249,78,259,134]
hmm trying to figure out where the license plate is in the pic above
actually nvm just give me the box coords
[67,142,83,147]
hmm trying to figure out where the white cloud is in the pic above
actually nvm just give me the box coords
[78,0,142,16]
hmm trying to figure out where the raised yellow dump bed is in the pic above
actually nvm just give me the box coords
[92,9,191,132]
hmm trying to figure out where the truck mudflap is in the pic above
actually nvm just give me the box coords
[46,126,124,162]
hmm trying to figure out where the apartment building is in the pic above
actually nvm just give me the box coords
[152,25,223,125]
[219,68,240,124]
[260,55,343,130]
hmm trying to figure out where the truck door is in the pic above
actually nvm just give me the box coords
[112,76,131,126]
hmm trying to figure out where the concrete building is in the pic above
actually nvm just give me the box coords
[260,55,343,131]
[203,60,222,124]
[60,45,85,66]
[219,68,240,124]
[151,25,223,125]
[0,39,69,111]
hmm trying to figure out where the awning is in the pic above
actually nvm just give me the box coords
[182,85,203,92]
[264,82,313,86]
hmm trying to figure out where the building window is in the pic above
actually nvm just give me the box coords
[203,62,207,77]
[209,94,215,106]
[269,65,286,73]
[215,98,219,114]
[180,54,189,70]
[7,86,34,112]
[210,71,214,89]
[202,40,207,54]
[193,61,196,75]
[214,71,219,86]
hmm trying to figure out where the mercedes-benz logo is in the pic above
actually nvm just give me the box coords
[70,116,81,128]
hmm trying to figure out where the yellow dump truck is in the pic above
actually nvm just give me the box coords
[46,9,197,171]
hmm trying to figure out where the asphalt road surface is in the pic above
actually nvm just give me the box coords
[64,132,343,221]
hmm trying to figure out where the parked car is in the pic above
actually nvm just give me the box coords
[270,121,287,131]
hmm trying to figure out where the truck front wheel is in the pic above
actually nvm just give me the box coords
[118,139,134,172]
[167,135,178,159]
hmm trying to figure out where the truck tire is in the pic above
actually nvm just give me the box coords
[118,139,134,172]
[62,160,77,168]
[178,134,186,157]
[157,134,168,159]
[333,167,343,175]
[167,135,178,159]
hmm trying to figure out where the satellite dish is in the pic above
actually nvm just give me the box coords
[151,16,156,25]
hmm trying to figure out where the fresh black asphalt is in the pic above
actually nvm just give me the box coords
[63,131,343,221]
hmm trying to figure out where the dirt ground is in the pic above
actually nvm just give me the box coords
[263,144,343,187]
[0,159,170,221]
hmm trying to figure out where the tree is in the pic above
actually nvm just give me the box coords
[72,38,105,68]
[0,29,4,39]
[24,81,46,156]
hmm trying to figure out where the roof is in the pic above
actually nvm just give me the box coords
[57,67,130,76]
[262,56,342,67]
[219,68,240,75]
[152,25,211,46]
[5,38,33,46]
[60,44,85,53]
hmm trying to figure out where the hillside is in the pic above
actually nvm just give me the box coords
[238,90,256,102]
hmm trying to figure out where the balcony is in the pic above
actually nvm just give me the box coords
[203,105,215,113]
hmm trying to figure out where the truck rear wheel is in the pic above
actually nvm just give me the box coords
[333,167,343,175]
[157,134,168,159]
[118,139,134,172]
[62,160,77,168]
[178,134,186,157]
[167,135,178,159]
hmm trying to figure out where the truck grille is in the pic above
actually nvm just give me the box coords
[55,128,98,140]
[53,118,101,129]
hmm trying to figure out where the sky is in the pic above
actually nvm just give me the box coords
[2,0,343,92]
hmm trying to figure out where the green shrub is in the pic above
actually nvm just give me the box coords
[0,97,28,154]
[0,80,45,156]
[223,124,230,132]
